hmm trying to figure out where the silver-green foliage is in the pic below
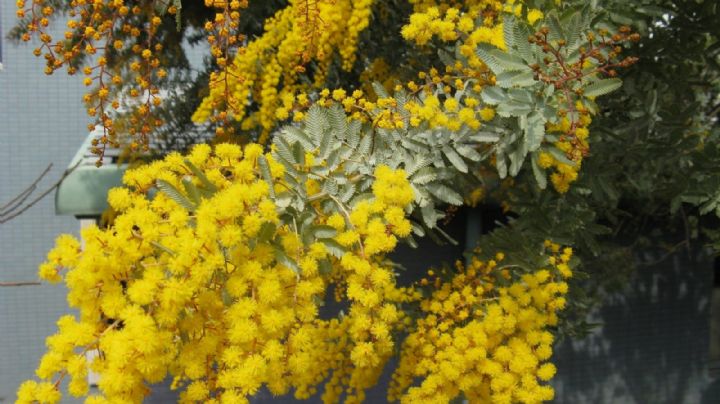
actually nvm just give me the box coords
[475,11,623,188]
[270,102,485,245]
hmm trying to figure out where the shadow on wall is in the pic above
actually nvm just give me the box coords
[552,247,719,404]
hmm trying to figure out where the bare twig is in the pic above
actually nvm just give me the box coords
[0,161,81,224]
[0,164,52,216]
[637,240,690,268]
[1,162,83,286]
[0,281,41,287]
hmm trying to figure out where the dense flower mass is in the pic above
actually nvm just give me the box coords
[18,142,573,403]
[15,0,639,402]
[390,244,573,403]
[18,143,421,403]
[192,0,377,142]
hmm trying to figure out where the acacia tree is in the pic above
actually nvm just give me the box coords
[10,0,720,403]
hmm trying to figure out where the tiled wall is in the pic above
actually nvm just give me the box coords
[552,249,720,404]
[0,3,87,401]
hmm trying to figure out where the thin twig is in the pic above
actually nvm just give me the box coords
[0,164,53,215]
[0,281,41,287]
[637,240,690,268]
[0,161,81,224]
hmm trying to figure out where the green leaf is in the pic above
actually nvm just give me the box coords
[475,45,505,74]
[340,184,356,203]
[358,133,372,157]
[523,112,546,152]
[173,0,182,30]
[481,86,507,105]
[319,125,334,158]
[456,144,482,161]
[156,179,196,211]
[282,126,315,150]
[421,202,438,228]
[184,160,218,193]
[274,247,300,275]
[322,177,339,195]
[496,150,508,178]
[404,234,418,248]
[564,12,584,51]
[438,48,455,67]
[320,239,348,258]
[257,222,277,243]
[305,105,329,140]
[275,192,293,209]
[443,146,468,173]
[292,142,306,167]
[547,147,576,166]
[274,137,296,165]
[427,183,463,205]
[347,120,361,150]
[508,88,534,103]
[513,22,534,62]
[372,82,390,98]
[412,221,426,237]
[406,154,432,177]
[490,49,531,71]
[546,10,565,42]
[508,146,528,176]
[181,177,201,205]
[257,155,276,199]
[496,70,536,88]
[531,154,547,189]
[476,45,531,74]
[312,225,338,239]
[469,132,501,142]
[328,104,348,136]
[497,99,533,117]
[411,167,437,185]
[583,78,623,98]
[503,15,516,49]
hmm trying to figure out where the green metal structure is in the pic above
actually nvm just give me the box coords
[55,133,127,217]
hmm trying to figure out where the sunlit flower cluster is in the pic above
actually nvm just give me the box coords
[14,1,639,402]
[18,143,423,403]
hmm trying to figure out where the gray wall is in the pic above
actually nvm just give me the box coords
[0,3,86,401]
[552,248,720,404]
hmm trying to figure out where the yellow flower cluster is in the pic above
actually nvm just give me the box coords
[193,0,376,142]
[538,101,593,193]
[19,143,423,403]
[399,2,596,195]
[401,1,544,70]
[318,165,420,403]
[293,1,531,135]
[389,243,573,403]
[311,63,498,133]
[202,0,250,136]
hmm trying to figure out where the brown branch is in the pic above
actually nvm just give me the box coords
[0,161,81,225]
[0,163,52,216]
[0,281,41,287]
